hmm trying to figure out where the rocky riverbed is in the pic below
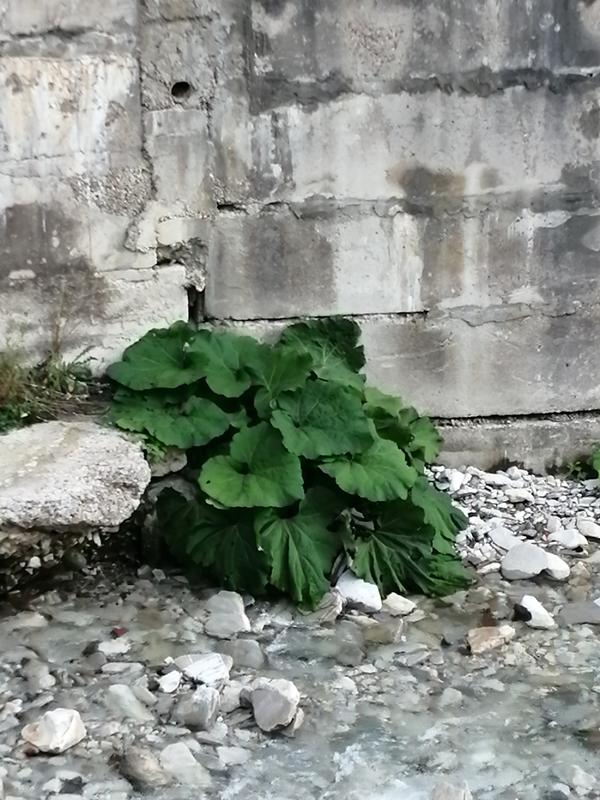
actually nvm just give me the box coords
[2,465,600,800]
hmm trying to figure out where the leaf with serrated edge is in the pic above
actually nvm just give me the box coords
[111,394,231,449]
[411,477,467,554]
[256,488,345,607]
[188,330,267,398]
[199,422,304,507]
[157,488,268,594]
[271,380,373,458]
[107,322,205,390]
[279,318,365,389]
[319,438,418,501]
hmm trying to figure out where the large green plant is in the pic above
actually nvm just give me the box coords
[107,319,469,607]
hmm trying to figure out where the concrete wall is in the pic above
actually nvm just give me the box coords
[2,0,600,422]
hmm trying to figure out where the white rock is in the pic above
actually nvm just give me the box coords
[517,595,556,629]
[251,678,301,732]
[501,542,569,581]
[98,638,131,657]
[488,526,521,552]
[505,488,535,504]
[501,542,549,580]
[159,743,212,788]
[174,653,232,685]
[382,593,417,617]
[549,529,587,550]
[0,421,151,560]
[336,571,382,613]
[577,517,600,540]
[205,591,251,639]
[217,745,251,766]
[21,709,86,754]
[446,469,466,493]
[545,552,571,581]
[105,685,154,722]
[173,686,219,730]
[467,624,516,654]
[158,671,182,693]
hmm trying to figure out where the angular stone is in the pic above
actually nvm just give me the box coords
[105,685,154,722]
[336,571,382,613]
[515,595,556,629]
[173,653,232,685]
[173,686,219,731]
[488,526,521,552]
[205,591,251,639]
[158,671,182,694]
[431,783,473,800]
[159,743,212,788]
[250,678,301,732]
[382,593,417,617]
[467,624,516,655]
[307,589,344,624]
[21,709,86,754]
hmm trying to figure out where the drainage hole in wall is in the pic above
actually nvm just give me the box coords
[171,81,193,101]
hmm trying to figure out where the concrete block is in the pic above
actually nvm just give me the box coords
[222,309,600,418]
[217,87,600,205]
[359,309,600,418]
[144,109,213,213]
[1,0,138,36]
[0,265,188,372]
[438,414,600,474]
[0,56,141,169]
[205,208,424,319]
[248,0,600,108]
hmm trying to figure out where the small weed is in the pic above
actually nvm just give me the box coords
[0,351,107,434]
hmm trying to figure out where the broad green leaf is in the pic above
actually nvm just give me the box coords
[319,438,418,501]
[411,477,468,554]
[271,380,373,458]
[427,554,471,596]
[404,412,442,463]
[107,322,205,390]
[279,317,365,389]
[110,394,231,449]
[188,330,266,398]
[157,488,269,595]
[250,347,313,418]
[351,500,435,596]
[255,488,346,607]
[199,422,304,507]
[363,386,404,417]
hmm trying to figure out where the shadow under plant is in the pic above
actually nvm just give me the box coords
[106,317,469,607]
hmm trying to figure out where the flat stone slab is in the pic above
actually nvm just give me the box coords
[0,420,150,532]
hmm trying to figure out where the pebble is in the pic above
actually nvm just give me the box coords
[158,671,182,694]
[118,746,169,789]
[336,571,382,613]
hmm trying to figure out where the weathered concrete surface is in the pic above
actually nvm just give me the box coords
[1,0,600,431]
[438,414,600,474]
